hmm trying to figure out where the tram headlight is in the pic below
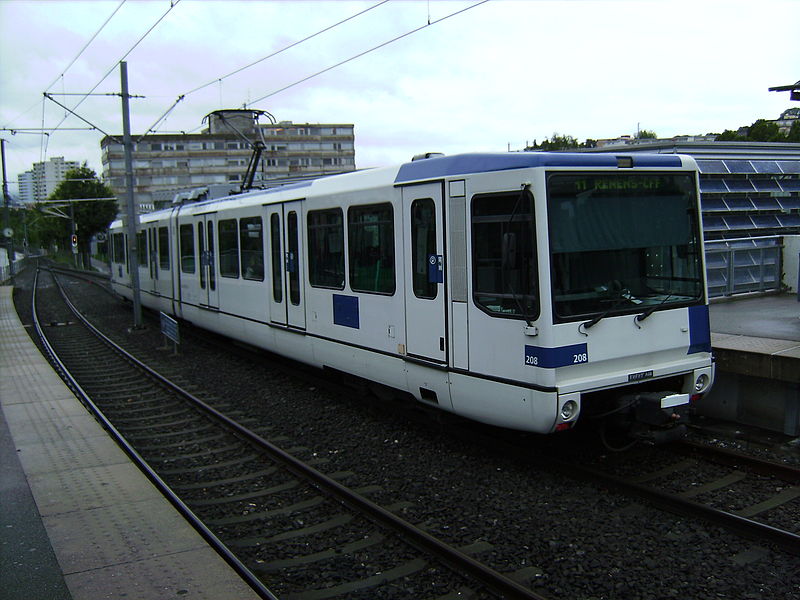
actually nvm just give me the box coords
[560,400,578,420]
[694,374,709,392]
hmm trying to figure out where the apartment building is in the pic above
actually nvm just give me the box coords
[17,156,80,203]
[101,110,355,212]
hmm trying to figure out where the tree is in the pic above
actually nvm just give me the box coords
[46,165,118,267]
[747,119,782,142]
[636,129,657,139]
[526,133,581,151]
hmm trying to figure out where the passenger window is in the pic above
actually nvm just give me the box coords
[287,211,300,305]
[158,227,170,270]
[207,221,216,291]
[218,219,239,278]
[137,231,147,266]
[348,203,395,295]
[179,224,195,273]
[411,198,437,299]
[270,214,282,302]
[308,208,344,289]
[471,191,538,319]
[113,233,126,265]
[240,217,264,281]
[198,223,206,289]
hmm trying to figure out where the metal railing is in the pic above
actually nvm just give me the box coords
[705,236,783,297]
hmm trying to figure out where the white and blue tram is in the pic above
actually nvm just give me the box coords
[108,152,714,439]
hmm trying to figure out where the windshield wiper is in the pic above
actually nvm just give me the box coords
[635,293,674,323]
[582,290,633,330]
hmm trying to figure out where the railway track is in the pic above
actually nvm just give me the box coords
[530,437,800,556]
[33,266,550,600]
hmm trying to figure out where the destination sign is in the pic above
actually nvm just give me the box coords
[572,176,665,193]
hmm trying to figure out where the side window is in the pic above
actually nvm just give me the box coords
[198,223,206,289]
[287,211,300,305]
[348,203,395,295]
[158,226,170,270]
[308,208,344,289]
[207,221,216,291]
[137,230,147,266]
[218,219,239,278]
[240,216,264,281]
[113,233,126,264]
[471,191,538,319]
[179,223,195,273]
[270,213,282,302]
[411,198,437,299]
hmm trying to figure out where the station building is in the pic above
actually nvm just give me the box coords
[100,110,355,212]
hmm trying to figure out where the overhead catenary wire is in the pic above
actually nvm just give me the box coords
[43,0,127,93]
[246,0,490,107]
[141,0,389,139]
[44,0,182,144]
[43,93,119,141]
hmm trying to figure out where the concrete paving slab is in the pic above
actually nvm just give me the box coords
[14,434,131,476]
[28,462,162,517]
[42,496,207,573]
[64,547,260,600]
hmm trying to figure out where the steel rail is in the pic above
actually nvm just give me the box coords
[35,268,280,600]
[50,269,549,600]
[670,439,800,484]
[542,457,800,556]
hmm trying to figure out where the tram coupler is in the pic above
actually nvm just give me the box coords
[615,392,691,445]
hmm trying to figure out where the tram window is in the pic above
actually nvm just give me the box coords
[218,219,239,278]
[348,203,395,295]
[198,223,206,289]
[288,211,300,305]
[240,216,264,281]
[207,221,216,291]
[113,233,126,264]
[471,191,538,319]
[179,223,195,273]
[158,227,170,270]
[270,214,282,302]
[308,208,344,289]
[136,231,147,266]
[411,198,437,299]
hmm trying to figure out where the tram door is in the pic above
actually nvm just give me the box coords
[402,183,447,363]
[266,201,306,330]
[197,214,219,310]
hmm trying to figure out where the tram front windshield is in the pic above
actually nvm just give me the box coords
[547,172,703,322]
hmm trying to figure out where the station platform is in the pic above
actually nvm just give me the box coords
[705,293,800,436]
[0,286,260,600]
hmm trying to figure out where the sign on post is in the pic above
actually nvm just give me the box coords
[159,311,179,354]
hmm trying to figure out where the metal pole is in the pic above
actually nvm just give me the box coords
[70,199,78,268]
[121,61,142,328]
[1,139,14,278]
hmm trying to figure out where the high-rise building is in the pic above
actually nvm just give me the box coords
[16,156,80,203]
[101,110,356,212]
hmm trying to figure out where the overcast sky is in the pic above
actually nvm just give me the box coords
[1,0,798,193]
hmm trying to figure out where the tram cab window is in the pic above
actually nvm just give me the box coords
[240,217,264,281]
[471,191,538,319]
[137,231,148,266]
[112,233,126,265]
[158,227,170,270]
[179,224,195,273]
[348,203,395,295]
[218,219,239,278]
[308,208,344,289]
